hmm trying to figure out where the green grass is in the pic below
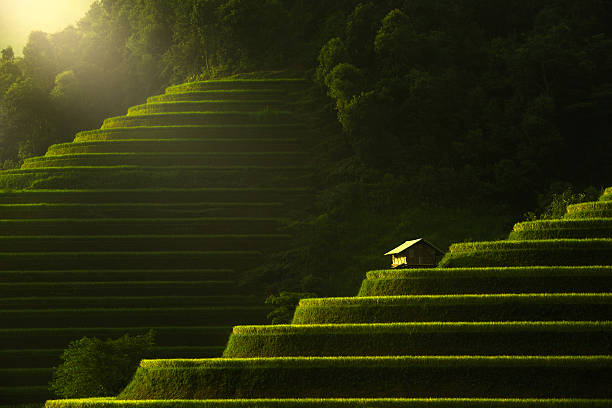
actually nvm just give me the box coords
[565,201,612,219]
[0,251,261,270]
[147,89,286,103]
[0,294,261,309]
[101,112,296,128]
[358,266,612,296]
[0,188,308,204]
[0,348,63,367]
[0,306,270,329]
[448,239,612,251]
[46,139,301,155]
[222,321,612,357]
[73,125,306,142]
[291,293,612,324]
[0,269,232,283]
[0,368,52,386]
[22,152,309,168]
[165,79,307,94]
[0,166,310,190]
[0,217,284,235]
[42,398,612,408]
[127,101,286,115]
[0,386,50,404]
[0,280,240,297]
[508,219,612,240]
[0,234,290,252]
[0,326,233,349]
[0,346,224,369]
[439,239,612,267]
[118,356,612,399]
[0,202,284,219]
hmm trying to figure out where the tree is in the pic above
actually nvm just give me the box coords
[50,331,155,398]
[1,47,14,62]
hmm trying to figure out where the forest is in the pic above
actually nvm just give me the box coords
[1,0,611,294]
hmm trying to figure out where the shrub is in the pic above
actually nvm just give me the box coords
[49,331,155,398]
[265,291,317,324]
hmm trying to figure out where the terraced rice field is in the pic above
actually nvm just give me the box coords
[46,184,612,407]
[0,79,311,405]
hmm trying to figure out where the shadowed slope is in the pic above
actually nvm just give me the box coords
[46,186,612,406]
[0,78,311,405]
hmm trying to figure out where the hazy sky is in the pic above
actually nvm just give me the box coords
[0,0,95,56]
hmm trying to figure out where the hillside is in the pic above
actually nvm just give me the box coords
[0,78,311,405]
[44,185,612,406]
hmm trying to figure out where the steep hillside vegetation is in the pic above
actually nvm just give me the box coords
[45,187,612,405]
[0,78,310,405]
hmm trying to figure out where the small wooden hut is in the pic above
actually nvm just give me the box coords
[384,238,444,268]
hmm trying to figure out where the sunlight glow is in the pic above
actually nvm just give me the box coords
[0,0,94,55]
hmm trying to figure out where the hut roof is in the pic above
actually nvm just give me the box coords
[384,238,443,255]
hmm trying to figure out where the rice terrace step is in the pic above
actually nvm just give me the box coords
[41,181,611,408]
[0,77,312,405]
[2,75,610,408]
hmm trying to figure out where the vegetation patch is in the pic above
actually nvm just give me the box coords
[0,188,308,205]
[439,239,612,267]
[0,327,233,349]
[22,152,309,169]
[0,294,260,309]
[101,112,296,128]
[147,89,286,103]
[0,202,284,219]
[0,217,284,235]
[1,280,239,297]
[358,266,612,296]
[0,251,261,270]
[565,201,612,219]
[43,398,612,408]
[0,307,270,329]
[165,79,307,93]
[508,219,612,240]
[117,356,612,399]
[127,101,285,115]
[291,294,612,324]
[223,321,612,357]
[46,139,301,155]
[0,234,290,252]
[74,125,306,142]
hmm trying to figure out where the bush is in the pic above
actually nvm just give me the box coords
[49,331,155,398]
[264,291,317,324]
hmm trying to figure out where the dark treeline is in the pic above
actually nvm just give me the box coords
[1,0,611,294]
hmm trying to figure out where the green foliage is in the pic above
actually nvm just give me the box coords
[118,356,612,399]
[324,63,365,103]
[1,47,15,62]
[0,327,232,350]
[509,219,612,240]
[0,250,261,271]
[100,111,296,128]
[41,398,612,408]
[523,185,600,221]
[565,201,612,219]
[1,307,268,329]
[224,321,612,357]
[49,331,155,398]
[440,239,612,267]
[264,291,317,324]
[358,266,612,296]
[316,0,612,212]
[21,151,307,169]
[292,293,612,324]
